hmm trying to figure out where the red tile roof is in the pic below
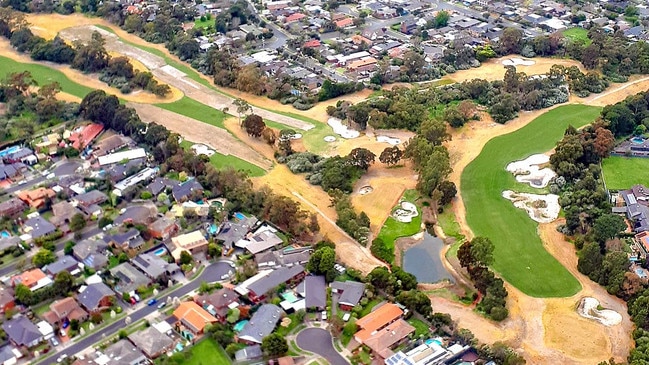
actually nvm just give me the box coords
[69,124,104,150]
[303,40,321,48]
[285,13,306,23]
[335,18,354,28]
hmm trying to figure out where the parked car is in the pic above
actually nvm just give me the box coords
[342,313,351,322]
[157,302,166,309]
[321,311,327,321]
[50,337,59,347]
[147,298,158,306]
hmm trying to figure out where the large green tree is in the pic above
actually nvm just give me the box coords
[261,333,288,356]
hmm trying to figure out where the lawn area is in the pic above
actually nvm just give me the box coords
[0,55,94,98]
[193,18,213,30]
[437,208,465,242]
[179,140,266,177]
[407,318,431,338]
[461,104,600,297]
[376,190,422,252]
[183,338,231,365]
[359,298,381,317]
[155,96,228,129]
[562,27,592,45]
[602,156,649,191]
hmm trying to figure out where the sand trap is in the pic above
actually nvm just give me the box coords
[578,297,622,326]
[358,186,373,195]
[324,136,336,142]
[377,136,401,145]
[393,201,418,223]
[290,133,303,140]
[502,58,536,66]
[328,118,360,139]
[502,191,560,223]
[506,154,556,189]
[191,143,215,157]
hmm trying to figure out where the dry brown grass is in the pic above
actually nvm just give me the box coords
[445,56,585,83]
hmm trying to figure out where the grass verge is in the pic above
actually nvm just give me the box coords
[461,104,600,297]
[602,155,649,191]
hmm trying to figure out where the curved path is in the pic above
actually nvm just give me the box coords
[296,328,349,365]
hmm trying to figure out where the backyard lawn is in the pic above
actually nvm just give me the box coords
[562,27,592,45]
[376,190,422,252]
[0,56,94,98]
[179,140,266,177]
[602,156,649,191]
[407,318,431,338]
[462,104,601,297]
[183,338,231,365]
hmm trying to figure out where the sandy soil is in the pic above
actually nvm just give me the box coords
[0,39,182,104]
[445,56,585,83]
[128,103,272,170]
[587,75,649,107]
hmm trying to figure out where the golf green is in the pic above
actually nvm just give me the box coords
[461,104,601,297]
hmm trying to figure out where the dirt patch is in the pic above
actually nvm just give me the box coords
[128,103,272,170]
[445,56,585,83]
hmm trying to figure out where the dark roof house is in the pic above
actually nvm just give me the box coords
[172,179,203,202]
[297,275,326,310]
[77,282,115,312]
[132,253,181,280]
[73,239,109,270]
[104,228,144,250]
[45,255,80,277]
[23,216,56,239]
[331,280,365,309]
[110,263,152,295]
[238,304,283,344]
[103,339,148,365]
[3,316,42,348]
[128,326,174,359]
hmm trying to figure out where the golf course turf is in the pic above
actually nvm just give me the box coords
[461,104,601,297]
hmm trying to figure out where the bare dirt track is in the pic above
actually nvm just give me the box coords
[128,103,272,170]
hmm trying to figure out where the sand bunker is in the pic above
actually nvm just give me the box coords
[506,154,556,188]
[502,191,560,223]
[359,186,373,195]
[578,297,622,326]
[393,201,418,223]
[191,143,215,157]
[502,58,536,66]
[377,136,401,145]
[328,118,360,139]
[324,136,336,142]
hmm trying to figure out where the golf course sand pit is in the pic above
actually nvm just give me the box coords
[502,191,560,223]
[328,118,359,139]
[506,154,556,188]
[191,144,215,157]
[377,136,401,145]
[577,297,623,326]
[446,56,584,83]
[393,201,419,223]
[502,58,535,66]
[358,185,373,195]
[324,136,336,142]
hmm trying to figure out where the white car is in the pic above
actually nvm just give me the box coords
[342,313,351,322]
[321,311,327,321]
[57,354,68,363]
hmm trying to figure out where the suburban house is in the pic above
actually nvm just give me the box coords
[331,280,366,310]
[171,179,204,203]
[73,239,109,270]
[170,230,209,261]
[72,190,108,216]
[195,288,239,322]
[146,177,179,196]
[44,255,81,277]
[296,275,326,311]
[77,282,115,313]
[236,229,284,255]
[386,339,471,365]
[10,269,52,291]
[235,265,305,303]
[0,236,19,254]
[42,297,88,327]
[255,247,312,269]
[173,301,218,335]
[22,216,56,239]
[97,148,147,167]
[131,253,181,282]
[618,185,649,232]
[0,162,25,183]
[0,345,21,365]
[101,339,148,365]
[363,318,415,359]
[238,304,283,344]
[3,317,42,348]
[50,201,84,230]
[109,263,152,296]
[69,123,103,150]
[0,287,15,314]
[104,228,145,250]
[234,345,263,363]
[215,216,259,249]
[93,134,134,157]
[127,326,174,359]
[2,147,36,165]
[148,217,179,240]
[17,188,55,209]
[113,204,157,226]
[354,303,407,346]
[0,198,26,217]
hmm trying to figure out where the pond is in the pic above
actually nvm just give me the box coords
[403,233,455,284]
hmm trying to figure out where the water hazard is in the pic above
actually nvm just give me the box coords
[403,233,455,283]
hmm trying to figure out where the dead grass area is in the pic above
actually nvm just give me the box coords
[129,103,272,170]
[586,75,649,107]
[0,39,181,104]
[445,56,584,83]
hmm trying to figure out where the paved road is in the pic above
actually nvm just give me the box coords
[34,262,230,364]
[3,160,83,195]
[296,328,349,365]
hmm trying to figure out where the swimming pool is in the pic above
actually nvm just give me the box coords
[282,292,299,303]
[0,231,10,238]
[425,339,442,346]
[636,268,647,279]
[0,146,20,158]
[632,136,646,144]
[234,320,248,332]
[235,212,245,220]
[209,224,218,235]
[153,247,166,256]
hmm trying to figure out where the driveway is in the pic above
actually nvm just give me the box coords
[296,328,349,365]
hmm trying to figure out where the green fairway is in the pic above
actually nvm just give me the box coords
[377,190,422,252]
[156,97,228,129]
[183,338,231,365]
[602,156,649,191]
[462,104,601,297]
[562,27,592,45]
[180,140,266,177]
[0,55,94,98]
